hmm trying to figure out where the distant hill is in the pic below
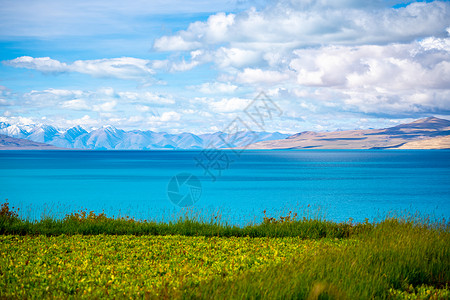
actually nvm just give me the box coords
[0,134,65,150]
[0,122,289,150]
[244,117,450,150]
[396,136,450,149]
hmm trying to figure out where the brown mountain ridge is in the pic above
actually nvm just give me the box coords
[244,117,450,150]
[0,134,65,150]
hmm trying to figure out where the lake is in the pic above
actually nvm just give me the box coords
[0,150,449,225]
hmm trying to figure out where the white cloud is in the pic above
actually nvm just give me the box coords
[153,36,202,52]
[150,50,209,72]
[24,89,87,106]
[93,100,117,112]
[150,1,450,80]
[341,89,450,115]
[16,88,178,118]
[97,87,115,97]
[72,57,154,79]
[290,39,450,90]
[3,56,68,73]
[154,2,450,52]
[169,59,201,72]
[135,105,151,112]
[0,86,10,106]
[154,12,235,51]
[159,111,181,121]
[419,34,450,52]
[214,47,261,69]
[236,68,291,84]
[117,91,175,105]
[194,82,238,94]
[63,115,98,128]
[209,97,250,112]
[0,116,35,126]
[60,99,91,110]
[4,57,155,80]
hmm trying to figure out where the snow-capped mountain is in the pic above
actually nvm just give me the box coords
[64,125,88,142]
[0,124,29,139]
[0,122,290,150]
[27,125,59,143]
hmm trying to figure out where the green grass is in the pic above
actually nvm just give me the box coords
[1,202,364,239]
[1,201,449,299]
[177,218,450,299]
[1,234,326,298]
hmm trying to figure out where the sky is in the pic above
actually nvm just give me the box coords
[0,0,449,134]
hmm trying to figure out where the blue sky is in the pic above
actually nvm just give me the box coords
[0,0,449,133]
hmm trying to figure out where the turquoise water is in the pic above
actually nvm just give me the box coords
[0,150,449,225]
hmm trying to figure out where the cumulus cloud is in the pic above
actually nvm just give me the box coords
[117,91,175,105]
[17,88,177,116]
[245,30,450,117]
[23,89,87,107]
[169,59,201,72]
[153,36,202,52]
[149,50,208,72]
[0,86,12,106]
[159,111,181,121]
[236,68,291,84]
[154,12,235,51]
[214,47,261,69]
[0,116,35,126]
[152,47,262,73]
[93,100,117,112]
[193,82,238,94]
[3,56,155,80]
[149,0,450,118]
[71,58,155,79]
[3,53,223,81]
[63,115,98,128]
[60,99,91,111]
[154,1,450,52]
[135,105,151,112]
[3,56,68,73]
[341,90,450,115]
[209,97,251,112]
[290,39,450,90]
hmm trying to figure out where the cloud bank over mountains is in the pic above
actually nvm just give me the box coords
[1,0,449,133]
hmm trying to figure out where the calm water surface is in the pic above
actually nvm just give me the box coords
[0,150,449,225]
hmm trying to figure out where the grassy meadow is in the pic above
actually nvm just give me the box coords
[1,201,449,299]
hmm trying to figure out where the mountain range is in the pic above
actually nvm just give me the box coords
[244,117,450,149]
[0,122,289,150]
[1,117,449,150]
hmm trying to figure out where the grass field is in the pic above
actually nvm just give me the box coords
[1,202,449,299]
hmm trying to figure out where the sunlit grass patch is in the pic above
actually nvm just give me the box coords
[0,234,333,298]
[178,218,449,299]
